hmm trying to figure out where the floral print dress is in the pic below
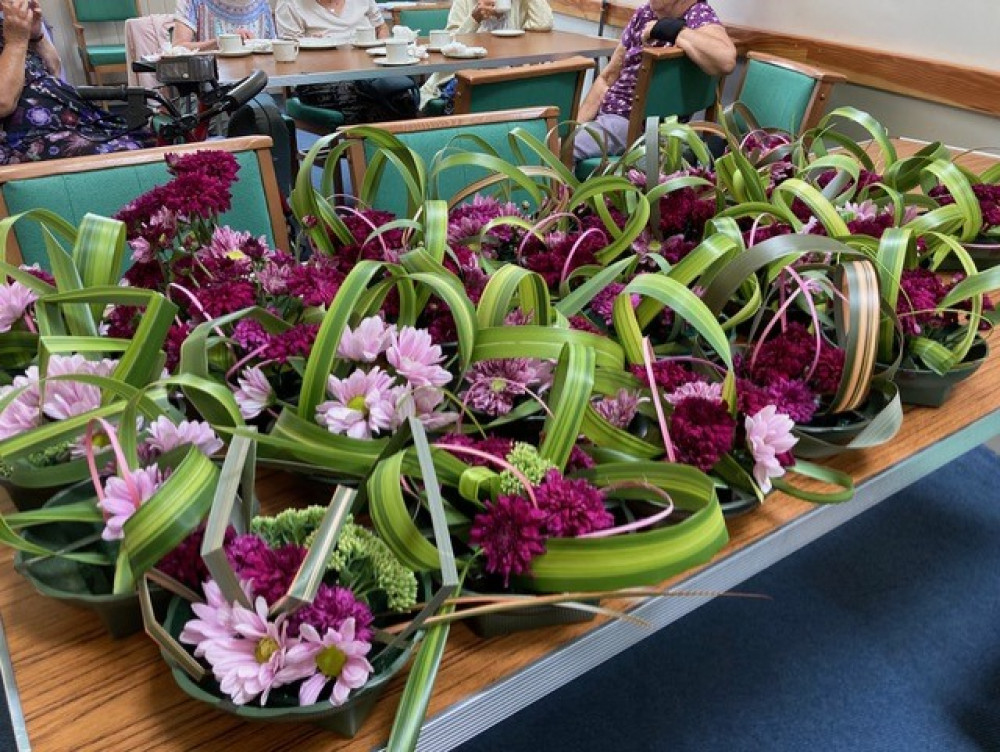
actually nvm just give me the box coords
[0,23,154,165]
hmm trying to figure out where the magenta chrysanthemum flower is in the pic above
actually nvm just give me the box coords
[590,283,640,327]
[386,326,451,389]
[337,316,395,363]
[669,397,736,472]
[264,323,320,363]
[201,596,309,706]
[234,367,275,420]
[765,378,818,424]
[165,149,240,184]
[593,388,645,429]
[632,360,697,393]
[98,464,163,541]
[469,495,548,586]
[157,526,236,591]
[534,469,613,538]
[463,358,552,417]
[226,534,307,605]
[316,367,399,439]
[286,584,374,641]
[287,619,374,707]
[145,416,223,458]
[745,405,798,493]
[447,194,523,245]
[0,280,37,332]
[438,433,516,467]
[896,267,954,335]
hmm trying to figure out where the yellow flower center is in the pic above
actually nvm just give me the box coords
[347,395,368,413]
[490,378,507,393]
[316,645,348,678]
[226,249,247,261]
[254,637,280,664]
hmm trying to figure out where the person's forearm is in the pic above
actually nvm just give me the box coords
[33,36,60,77]
[171,23,217,50]
[578,77,607,122]
[0,40,28,117]
[674,25,736,76]
[376,23,390,39]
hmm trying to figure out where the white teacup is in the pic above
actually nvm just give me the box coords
[384,38,410,64]
[429,29,452,48]
[217,33,242,53]
[353,26,377,45]
[392,25,419,42]
[493,0,512,12]
[272,39,299,63]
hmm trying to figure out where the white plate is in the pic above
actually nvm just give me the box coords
[490,29,526,37]
[442,49,488,59]
[351,39,384,49]
[246,41,273,54]
[425,44,446,53]
[299,37,340,49]
[374,56,420,66]
[216,49,253,57]
[365,47,387,56]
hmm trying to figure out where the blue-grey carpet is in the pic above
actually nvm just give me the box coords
[456,446,1000,752]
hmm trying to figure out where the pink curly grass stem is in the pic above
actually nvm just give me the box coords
[433,443,539,508]
[641,336,677,463]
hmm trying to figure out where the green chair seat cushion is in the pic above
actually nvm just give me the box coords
[285,97,346,131]
[4,151,278,271]
[575,156,606,181]
[84,45,126,66]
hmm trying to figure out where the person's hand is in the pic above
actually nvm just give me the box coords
[235,27,255,41]
[640,20,657,44]
[28,0,43,40]
[1,0,35,44]
[471,0,496,23]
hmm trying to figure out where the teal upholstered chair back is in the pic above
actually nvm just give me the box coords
[632,47,721,145]
[345,107,560,218]
[68,0,137,85]
[396,6,451,33]
[728,51,847,136]
[0,136,289,271]
[453,56,593,138]
[71,0,137,22]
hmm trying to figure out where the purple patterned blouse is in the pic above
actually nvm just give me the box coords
[599,1,721,118]
[0,21,154,165]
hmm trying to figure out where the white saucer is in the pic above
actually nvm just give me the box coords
[490,29,525,37]
[299,37,340,49]
[374,56,420,66]
[247,41,273,54]
[365,47,387,56]
[442,49,488,59]
[216,49,253,57]
[352,39,384,49]
[425,44,446,52]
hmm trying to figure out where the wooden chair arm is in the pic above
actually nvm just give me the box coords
[454,55,595,86]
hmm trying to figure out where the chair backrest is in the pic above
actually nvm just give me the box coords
[629,46,722,145]
[0,136,289,269]
[453,56,594,137]
[731,51,847,135]
[69,0,137,23]
[342,107,560,218]
[394,4,452,32]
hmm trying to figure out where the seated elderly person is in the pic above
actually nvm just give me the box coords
[276,0,418,124]
[0,0,153,165]
[419,0,554,113]
[172,0,276,50]
[574,0,735,161]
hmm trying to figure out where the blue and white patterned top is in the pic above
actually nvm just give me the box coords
[174,0,276,40]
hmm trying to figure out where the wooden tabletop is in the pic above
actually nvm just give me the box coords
[1,141,997,752]
[214,30,618,87]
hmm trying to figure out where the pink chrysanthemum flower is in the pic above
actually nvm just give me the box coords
[385,326,451,389]
[463,358,552,417]
[665,380,723,405]
[0,280,38,332]
[593,388,646,429]
[0,376,41,440]
[41,355,119,420]
[316,368,399,439]
[287,619,374,707]
[207,226,260,263]
[179,578,253,656]
[233,367,274,420]
[469,495,548,586]
[201,596,309,706]
[337,316,395,363]
[394,386,458,431]
[98,465,163,541]
[745,405,798,494]
[145,416,224,458]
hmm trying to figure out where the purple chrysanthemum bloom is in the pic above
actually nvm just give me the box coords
[231,319,270,352]
[896,267,954,336]
[227,534,307,605]
[593,388,646,429]
[590,283,641,327]
[665,380,723,405]
[438,434,516,467]
[145,416,224,458]
[286,584,374,641]
[234,367,275,420]
[669,397,736,472]
[98,465,163,541]
[316,367,399,439]
[447,194,523,246]
[534,469,613,538]
[470,495,548,586]
[255,250,296,296]
[287,619,374,707]
[632,359,697,393]
[463,358,552,417]
[0,280,38,332]
[337,316,395,363]
[745,405,798,493]
[264,323,320,363]
[765,377,818,424]
[157,526,236,591]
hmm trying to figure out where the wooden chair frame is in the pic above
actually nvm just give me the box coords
[452,56,595,124]
[628,46,723,146]
[0,136,289,265]
[341,106,561,203]
[65,0,137,86]
[734,51,847,134]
